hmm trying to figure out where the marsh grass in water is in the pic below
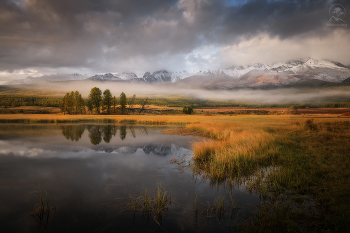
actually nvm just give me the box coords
[194,193,198,212]
[27,179,56,225]
[201,192,240,226]
[127,186,247,231]
[191,128,279,180]
[179,119,350,232]
[129,184,172,217]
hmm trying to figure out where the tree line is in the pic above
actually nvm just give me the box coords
[0,96,62,108]
[59,87,144,115]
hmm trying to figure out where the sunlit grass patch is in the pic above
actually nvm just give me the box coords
[176,117,350,232]
[0,114,201,125]
[190,123,279,180]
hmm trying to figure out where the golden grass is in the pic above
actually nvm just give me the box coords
[0,114,201,124]
[184,115,348,177]
[174,115,350,232]
[188,121,279,179]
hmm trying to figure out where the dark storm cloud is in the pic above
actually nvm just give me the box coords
[0,0,349,72]
[0,0,182,71]
[221,0,350,41]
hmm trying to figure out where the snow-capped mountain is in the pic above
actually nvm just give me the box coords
[269,58,344,74]
[87,69,207,84]
[130,70,182,84]
[89,72,138,81]
[68,73,90,78]
[223,63,269,78]
[147,70,170,83]
[263,58,350,83]
[200,58,349,81]
[118,72,138,80]
[89,73,122,81]
[174,58,350,88]
[2,58,350,88]
[170,70,204,82]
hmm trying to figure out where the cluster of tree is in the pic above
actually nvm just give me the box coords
[182,106,194,114]
[59,87,143,115]
[86,87,130,115]
[60,91,85,114]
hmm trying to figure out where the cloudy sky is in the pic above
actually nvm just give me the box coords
[1,0,350,81]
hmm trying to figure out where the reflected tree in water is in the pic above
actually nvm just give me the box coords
[112,125,118,137]
[120,125,127,140]
[102,125,113,143]
[60,125,86,141]
[87,125,102,145]
[140,126,148,135]
[129,126,136,138]
[60,125,137,145]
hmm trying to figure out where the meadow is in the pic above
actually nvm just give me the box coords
[183,115,350,232]
[0,113,349,232]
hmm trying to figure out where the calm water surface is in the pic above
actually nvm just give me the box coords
[0,124,260,232]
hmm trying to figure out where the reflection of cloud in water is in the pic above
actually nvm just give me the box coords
[73,144,191,157]
[60,125,198,153]
[117,146,138,154]
[0,140,46,157]
[0,139,192,159]
[144,144,170,156]
[0,124,196,149]
[0,125,196,159]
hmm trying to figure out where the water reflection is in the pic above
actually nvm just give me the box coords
[119,125,126,140]
[0,124,195,158]
[61,125,139,144]
[102,126,112,143]
[61,125,86,141]
[89,125,103,145]
[143,144,172,156]
[0,124,260,233]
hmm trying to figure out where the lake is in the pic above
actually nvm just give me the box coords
[0,124,260,232]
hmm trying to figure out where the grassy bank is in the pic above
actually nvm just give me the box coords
[175,116,350,232]
[0,114,200,124]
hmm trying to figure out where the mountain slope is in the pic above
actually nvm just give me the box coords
[174,59,350,89]
[89,73,122,81]
[131,70,173,84]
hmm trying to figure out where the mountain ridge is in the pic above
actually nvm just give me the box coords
[3,58,350,89]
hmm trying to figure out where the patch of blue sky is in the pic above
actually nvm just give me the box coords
[226,0,250,7]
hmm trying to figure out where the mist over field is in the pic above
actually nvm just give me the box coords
[4,80,347,105]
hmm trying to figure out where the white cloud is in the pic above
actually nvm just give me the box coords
[216,30,350,67]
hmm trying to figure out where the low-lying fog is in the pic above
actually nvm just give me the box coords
[5,80,350,104]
